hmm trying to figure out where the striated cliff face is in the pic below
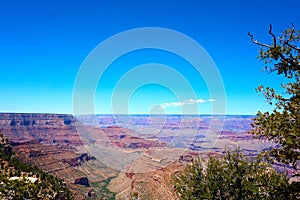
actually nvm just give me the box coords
[0,113,84,145]
[0,113,74,126]
[0,113,119,198]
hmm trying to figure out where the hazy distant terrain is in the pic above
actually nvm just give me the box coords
[0,113,271,199]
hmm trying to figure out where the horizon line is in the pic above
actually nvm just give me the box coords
[0,112,256,116]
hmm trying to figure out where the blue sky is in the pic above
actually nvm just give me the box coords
[0,0,299,115]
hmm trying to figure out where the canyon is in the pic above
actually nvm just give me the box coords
[0,113,267,199]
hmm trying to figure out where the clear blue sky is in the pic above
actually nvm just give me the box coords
[0,0,299,115]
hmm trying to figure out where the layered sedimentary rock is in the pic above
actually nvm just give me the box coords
[0,113,84,145]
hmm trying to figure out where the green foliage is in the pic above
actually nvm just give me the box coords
[249,24,300,176]
[89,177,116,200]
[0,132,73,199]
[173,149,295,200]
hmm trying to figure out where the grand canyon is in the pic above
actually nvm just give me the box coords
[0,113,271,199]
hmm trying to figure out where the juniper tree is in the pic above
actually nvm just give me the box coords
[249,24,300,178]
[173,149,293,200]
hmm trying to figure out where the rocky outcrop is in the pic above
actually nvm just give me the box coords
[0,113,84,146]
[74,176,90,186]
[87,189,96,198]
[61,153,96,167]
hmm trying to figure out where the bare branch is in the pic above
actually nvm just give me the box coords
[248,32,271,48]
[284,42,300,51]
[283,23,300,51]
[249,25,300,68]
[268,24,277,47]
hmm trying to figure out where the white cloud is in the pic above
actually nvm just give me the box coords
[160,99,215,108]
[207,99,216,102]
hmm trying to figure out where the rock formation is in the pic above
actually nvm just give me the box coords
[0,113,84,146]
